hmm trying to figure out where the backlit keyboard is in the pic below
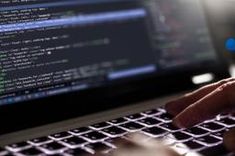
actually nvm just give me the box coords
[1,108,235,156]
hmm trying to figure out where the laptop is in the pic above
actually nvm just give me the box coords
[0,0,233,155]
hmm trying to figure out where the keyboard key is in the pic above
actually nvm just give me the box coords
[122,133,151,142]
[142,127,167,137]
[183,126,209,137]
[0,147,6,152]
[20,147,43,156]
[126,113,144,120]
[183,140,205,150]
[137,117,162,126]
[216,118,235,128]
[65,148,91,155]
[105,137,130,148]
[199,144,229,156]
[7,142,30,151]
[70,127,91,135]
[90,122,111,130]
[142,109,162,116]
[40,142,65,152]
[213,129,228,139]
[155,113,173,122]
[0,148,8,155]
[86,142,112,153]
[196,135,222,146]
[50,132,71,140]
[29,136,51,145]
[120,122,144,131]
[159,123,181,132]
[199,122,225,132]
[82,131,107,141]
[62,136,87,146]
[167,132,192,142]
[109,118,128,125]
[102,126,126,136]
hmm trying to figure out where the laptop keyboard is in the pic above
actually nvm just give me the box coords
[2,108,235,156]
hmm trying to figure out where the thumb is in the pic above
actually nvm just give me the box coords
[223,128,235,153]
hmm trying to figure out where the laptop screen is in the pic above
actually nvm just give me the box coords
[0,0,218,106]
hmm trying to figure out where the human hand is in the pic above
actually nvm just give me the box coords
[103,133,180,156]
[166,77,235,152]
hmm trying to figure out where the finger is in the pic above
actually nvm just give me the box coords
[111,134,180,156]
[125,134,180,156]
[111,137,141,149]
[165,78,235,116]
[173,81,235,128]
[112,147,180,156]
[223,128,235,153]
[123,133,151,147]
[101,137,143,156]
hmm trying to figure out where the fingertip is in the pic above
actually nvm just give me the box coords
[172,116,187,129]
[172,110,200,129]
[223,128,235,153]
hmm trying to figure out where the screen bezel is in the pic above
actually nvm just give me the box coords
[0,0,231,135]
